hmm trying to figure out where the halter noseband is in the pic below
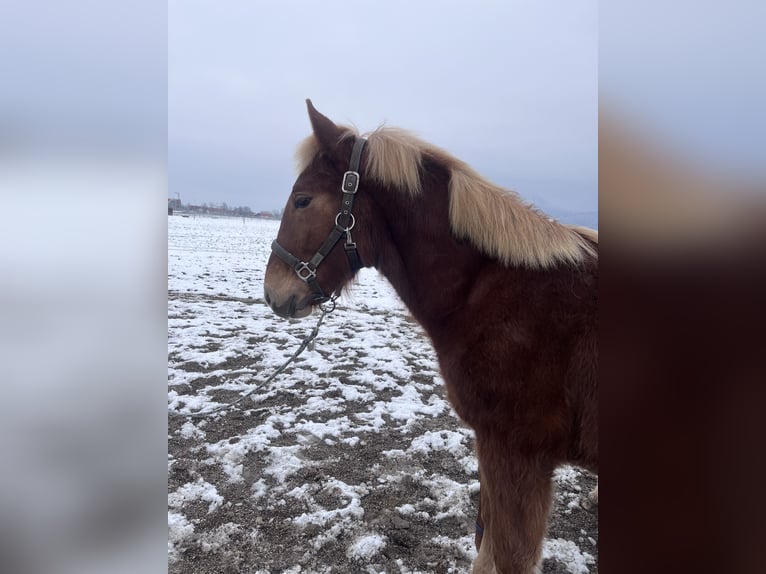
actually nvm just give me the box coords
[271,137,367,303]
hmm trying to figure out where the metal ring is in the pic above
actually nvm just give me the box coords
[319,298,336,314]
[334,212,355,231]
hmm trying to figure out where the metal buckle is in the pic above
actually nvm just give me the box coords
[295,262,316,282]
[341,171,359,194]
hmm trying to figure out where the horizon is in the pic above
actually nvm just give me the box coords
[168,195,599,229]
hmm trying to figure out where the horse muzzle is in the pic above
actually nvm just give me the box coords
[263,289,313,319]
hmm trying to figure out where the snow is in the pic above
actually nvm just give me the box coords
[179,421,205,440]
[198,522,242,553]
[168,512,195,563]
[409,430,467,456]
[347,533,387,561]
[292,479,367,528]
[167,478,223,513]
[543,538,596,574]
[257,445,304,484]
[167,215,597,572]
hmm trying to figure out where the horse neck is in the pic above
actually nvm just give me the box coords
[366,173,489,337]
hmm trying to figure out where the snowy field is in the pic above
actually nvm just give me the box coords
[168,215,598,573]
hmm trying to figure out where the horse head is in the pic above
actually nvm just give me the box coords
[263,100,376,318]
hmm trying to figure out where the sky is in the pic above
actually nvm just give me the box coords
[600,0,766,178]
[169,0,598,215]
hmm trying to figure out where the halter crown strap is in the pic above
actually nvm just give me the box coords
[349,137,365,172]
[338,137,366,271]
[271,136,367,302]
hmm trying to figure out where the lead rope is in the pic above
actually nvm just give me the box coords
[169,295,338,419]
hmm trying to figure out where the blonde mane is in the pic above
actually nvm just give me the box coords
[296,126,597,268]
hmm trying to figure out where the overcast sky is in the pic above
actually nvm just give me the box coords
[600,0,766,178]
[169,0,598,214]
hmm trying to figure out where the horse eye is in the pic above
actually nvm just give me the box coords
[293,196,312,209]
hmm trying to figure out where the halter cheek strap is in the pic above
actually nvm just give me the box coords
[271,137,367,303]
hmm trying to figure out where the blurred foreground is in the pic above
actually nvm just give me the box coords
[600,113,765,574]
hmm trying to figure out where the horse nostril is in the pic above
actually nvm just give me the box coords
[264,290,272,306]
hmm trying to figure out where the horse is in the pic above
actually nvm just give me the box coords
[263,100,598,573]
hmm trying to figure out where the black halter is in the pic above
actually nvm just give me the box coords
[271,137,367,303]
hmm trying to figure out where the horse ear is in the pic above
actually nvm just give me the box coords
[306,99,342,151]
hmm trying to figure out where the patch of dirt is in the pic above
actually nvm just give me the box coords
[168,293,597,573]
[169,386,597,573]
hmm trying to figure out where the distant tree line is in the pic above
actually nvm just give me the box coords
[169,199,283,219]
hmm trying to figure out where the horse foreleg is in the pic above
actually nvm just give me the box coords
[472,466,495,574]
[472,438,553,574]
[475,473,485,551]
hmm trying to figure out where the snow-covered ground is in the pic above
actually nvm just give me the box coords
[168,215,597,573]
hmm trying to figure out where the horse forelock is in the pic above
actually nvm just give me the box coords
[362,127,429,197]
[294,134,321,174]
[294,125,597,269]
[295,126,429,196]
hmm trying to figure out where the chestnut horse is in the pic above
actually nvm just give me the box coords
[263,100,598,573]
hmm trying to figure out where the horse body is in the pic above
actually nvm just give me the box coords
[264,101,597,573]
[361,156,597,466]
